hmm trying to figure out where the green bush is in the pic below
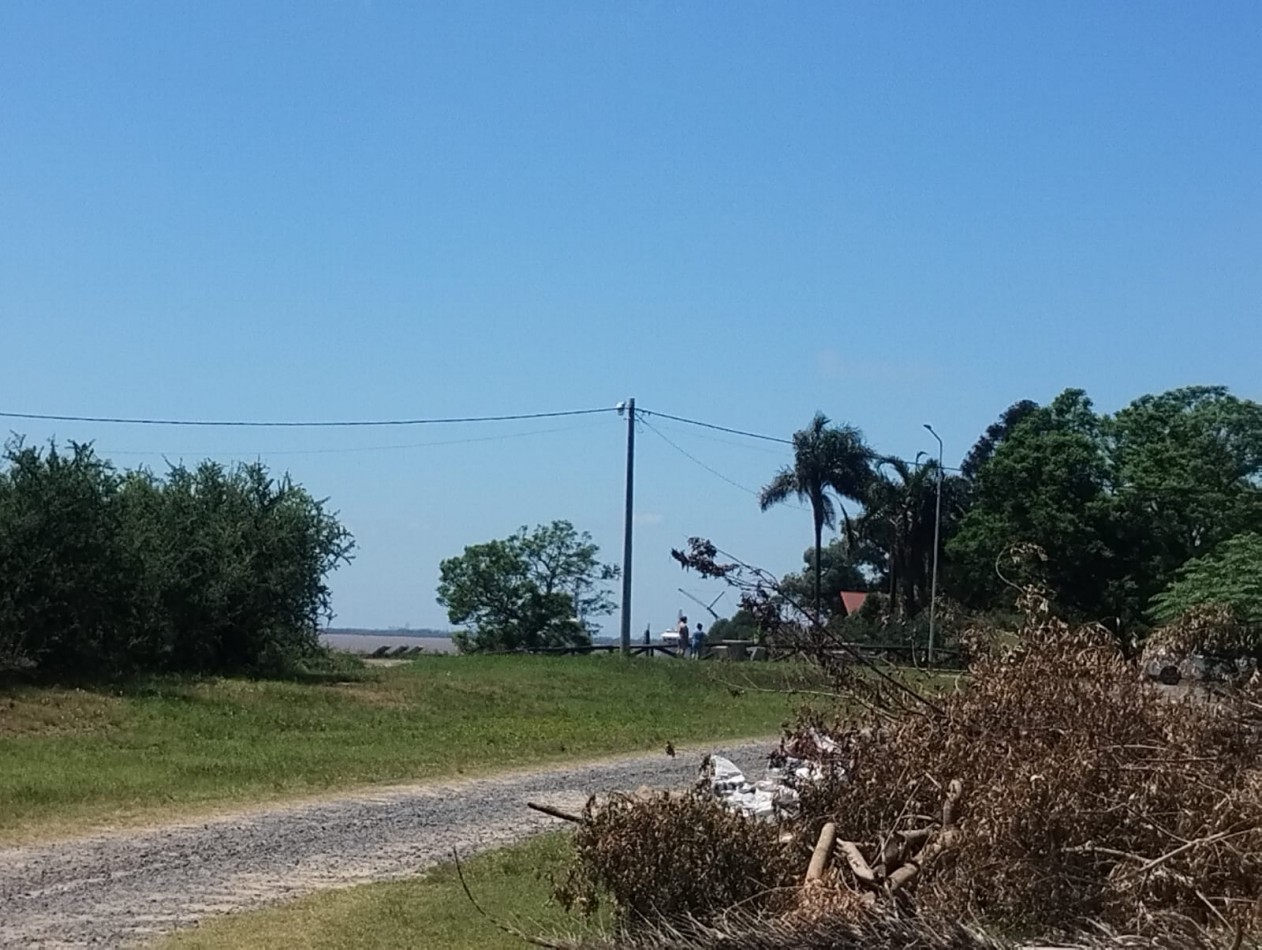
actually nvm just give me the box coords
[0,440,140,677]
[0,438,354,680]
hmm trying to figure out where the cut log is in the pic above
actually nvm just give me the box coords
[898,828,933,848]
[805,822,837,884]
[942,778,963,827]
[837,840,877,885]
[888,827,960,893]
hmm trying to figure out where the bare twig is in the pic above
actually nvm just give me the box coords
[1129,828,1254,877]
[451,847,561,948]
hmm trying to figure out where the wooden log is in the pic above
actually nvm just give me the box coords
[805,822,837,884]
[899,828,933,847]
[888,827,960,893]
[888,780,964,894]
[837,840,876,885]
[942,778,963,827]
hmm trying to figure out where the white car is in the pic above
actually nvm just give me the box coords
[661,629,683,647]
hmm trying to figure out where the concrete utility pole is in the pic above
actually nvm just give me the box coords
[923,423,944,667]
[619,398,636,655]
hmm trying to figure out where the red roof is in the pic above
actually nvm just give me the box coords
[840,591,868,615]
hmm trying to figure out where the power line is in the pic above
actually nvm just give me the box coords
[645,417,793,457]
[639,408,965,472]
[640,417,811,513]
[638,409,793,445]
[0,406,616,428]
[102,421,611,459]
[640,417,764,498]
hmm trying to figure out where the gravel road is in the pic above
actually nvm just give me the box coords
[0,740,774,949]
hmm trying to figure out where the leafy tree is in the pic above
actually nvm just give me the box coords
[1149,533,1262,624]
[777,538,870,619]
[946,385,1262,628]
[946,390,1119,619]
[437,520,618,652]
[514,519,619,627]
[1107,386,1262,614]
[759,413,872,618]
[960,399,1040,483]
[706,608,762,643]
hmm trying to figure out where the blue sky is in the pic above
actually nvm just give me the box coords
[2,2,1259,631]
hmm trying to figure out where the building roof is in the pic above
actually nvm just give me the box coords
[840,591,868,616]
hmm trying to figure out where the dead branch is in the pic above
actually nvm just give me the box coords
[527,801,583,824]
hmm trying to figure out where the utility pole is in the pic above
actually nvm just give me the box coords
[619,398,636,655]
[923,424,943,667]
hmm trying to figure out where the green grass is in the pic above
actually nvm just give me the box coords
[0,654,823,842]
[158,832,593,950]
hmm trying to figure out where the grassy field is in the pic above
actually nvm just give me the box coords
[0,654,824,842]
[159,832,589,950]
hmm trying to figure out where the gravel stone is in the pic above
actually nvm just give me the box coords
[0,740,773,948]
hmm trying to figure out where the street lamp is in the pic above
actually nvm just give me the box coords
[923,424,943,667]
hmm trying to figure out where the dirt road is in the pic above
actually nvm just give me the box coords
[0,740,772,948]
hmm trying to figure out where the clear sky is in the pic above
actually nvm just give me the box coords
[2,2,1259,632]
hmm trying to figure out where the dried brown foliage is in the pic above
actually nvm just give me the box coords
[555,788,797,924]
[552,540,1260,946]
[794,591,1262,936]
[546,909,1246,949]
[556,578,1261,945]
[1141,605,1262,676]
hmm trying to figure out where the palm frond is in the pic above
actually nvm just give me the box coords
[758,469,800,511]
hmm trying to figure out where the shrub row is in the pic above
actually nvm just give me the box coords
[0,438,354,680]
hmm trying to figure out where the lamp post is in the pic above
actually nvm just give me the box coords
[923,424,943,667]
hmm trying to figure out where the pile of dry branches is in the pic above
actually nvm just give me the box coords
[794,595,1262,935]
[554,560,1261,946]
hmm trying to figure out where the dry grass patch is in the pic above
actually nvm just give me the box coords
[0,687,128,738]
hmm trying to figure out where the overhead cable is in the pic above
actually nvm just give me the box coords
[0,407,617,428]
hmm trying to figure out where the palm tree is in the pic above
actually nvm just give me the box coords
[861,457,939,617]
[760,413,873,618]
[861,456,966,618]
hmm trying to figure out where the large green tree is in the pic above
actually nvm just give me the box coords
[959,399,1040,483]
[759,413,873,619]
[437,520,619,652]
[1107,386,1262,615]
[1149,532,1262,624]
[947,390,1119,619]
[947,386,1262,627]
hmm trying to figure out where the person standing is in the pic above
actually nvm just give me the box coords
[677,615,690,657]
[692,622,705,659]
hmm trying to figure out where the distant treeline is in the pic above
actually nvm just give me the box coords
[0,439,354,681]
[323,628,453,639]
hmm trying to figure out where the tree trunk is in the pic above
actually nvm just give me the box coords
[814,519,823,619]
